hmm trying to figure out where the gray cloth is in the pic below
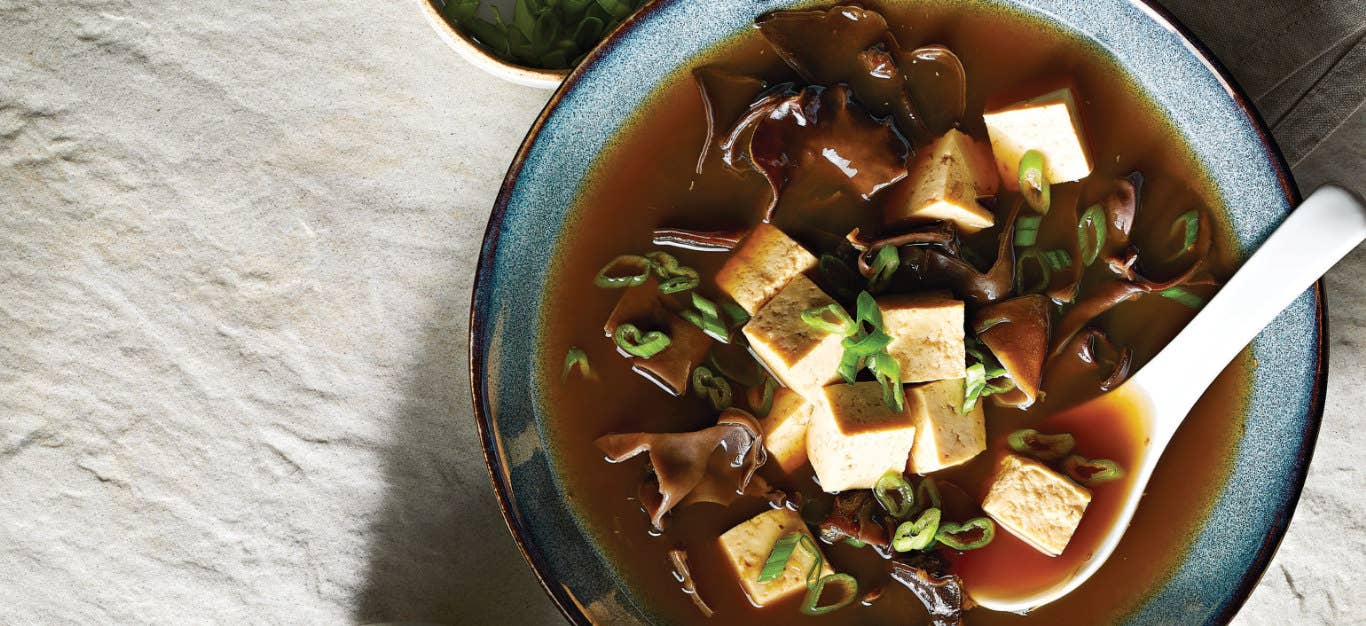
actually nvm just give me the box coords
[0,1,1360,625]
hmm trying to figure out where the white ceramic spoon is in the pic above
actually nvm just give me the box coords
[973,186,1366,613]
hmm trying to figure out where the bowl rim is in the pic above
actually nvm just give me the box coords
[416,0,569,89]
[467,1,1326,623]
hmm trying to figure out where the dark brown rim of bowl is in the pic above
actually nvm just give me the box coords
[466,1,1325,624]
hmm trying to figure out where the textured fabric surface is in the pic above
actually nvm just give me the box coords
[0,0,1360,624]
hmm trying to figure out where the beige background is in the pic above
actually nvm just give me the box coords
[1,0,1361,623]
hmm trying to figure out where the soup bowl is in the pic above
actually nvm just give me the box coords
[469,0,1323,623]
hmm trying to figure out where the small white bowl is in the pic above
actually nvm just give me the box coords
[416,0,569,90]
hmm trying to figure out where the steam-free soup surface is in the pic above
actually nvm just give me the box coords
[541,2,1248,623]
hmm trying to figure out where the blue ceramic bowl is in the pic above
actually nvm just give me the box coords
[469,0,1325,623]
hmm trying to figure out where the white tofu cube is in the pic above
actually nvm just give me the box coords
[742,275,845,399]
[886,129,998,233]
[880,293,966,383]
[906,378,986,474]
[716,223,818,314]
[981,454,1092,557]
[718,507,834,607]
[758,388,813,474]
[806,381,917,492]
[983,87,1093,189]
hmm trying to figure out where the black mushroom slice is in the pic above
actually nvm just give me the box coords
[889,552,970,626]
[898,45,967,137]
[595,409,768,530]
[848,221,960,277]
[900,202,1021,306]
[692,66,767,175]
[755,5,928,141]
[667,547,715,618]
[1099,172,1143,277]
[741,84,909,221]
[973,294,1051,408]
[1047,327,1134,393]
[818,490,892,551]
[652,226,749,252]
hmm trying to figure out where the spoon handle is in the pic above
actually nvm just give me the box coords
[1133,186,1365,447]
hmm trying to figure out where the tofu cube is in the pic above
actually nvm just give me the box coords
[880,293,966,383]
[742,275,845,399]
[983,87,1093,189]
[758,388,814,474]
[886,129,998,233]
[981,454,1092,557]
[716,223,818,314]
[806,381,918,492]
[718,508,834,607]
[906,378,986,474]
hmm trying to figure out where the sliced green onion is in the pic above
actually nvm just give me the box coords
[796,534,825,588]
[874,470,915,518]
[1160,286,1206,309]
[1042,248,1073,272]
[892,507,941,552]
[1018,149,1051,214]
[936,517,996,551]
[801,573,859,616]
[1007,428,1076,461]
[658,267,700,294]
[613,323,670,358]
[854,291,883,332]
[837,350,862,384]
[1064,455,1125,484]
[561,347,591,382]
[1078,203,1106,266]
[756,533,801,582]
[867,245,900,293]
[747,376,777,416]
[1167,210,1200,260]
[594,255,653,288]
[802,303,856,336]
[1015,215,1043,247]
[1015,248,1051,294]
[867,352,905,411]
[841,329,892,357]
[691,366,732,410]
[645,251,682,279]
[961,362,988,414]
[721,301,750,328]
[681,292,730,343]
[916,478,942,511]
[844,538,866,548]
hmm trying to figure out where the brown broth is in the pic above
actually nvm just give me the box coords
[538,2,1250,623]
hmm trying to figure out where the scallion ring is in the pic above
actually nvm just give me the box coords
[874,470,915,518]
[747,376,777,416]
[841,329,892,357]
[1018,149,1051,213]
[961,362,988,414]
[837,350,862,384]
[892,507,941,552]
[594,255,653,288]
[916,478,942,512]
[1064,455,1125,484]
[1167,210,1200,261]
[1078,203,1106,266]
[867,352,905,412]
[867,245,900,293]
[1043,248,1073,272]
[802,303,856,336]
[1160,286,1206,309]
[1015,215,1043,247]
[854,290,883,332]
[1006,428,1076,461]
[561,347,591,382]
[613,323,670,358]
[935,517,995,551]
[756,533,801,583]
[801,573,859,616]
[691,366,732,411]
[658,267,700,294]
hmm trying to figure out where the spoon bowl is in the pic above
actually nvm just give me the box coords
[972,186,1366,612]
